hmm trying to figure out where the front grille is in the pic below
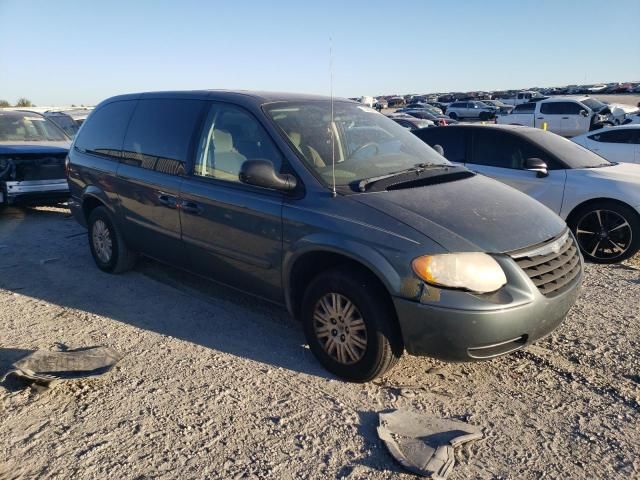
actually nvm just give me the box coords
[510,231,582,297]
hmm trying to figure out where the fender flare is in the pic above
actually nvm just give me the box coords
[81,186,116,217]
[282,233,403,316]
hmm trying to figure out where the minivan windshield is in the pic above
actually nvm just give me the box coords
[0,111,68,142]
[265,101,449,188]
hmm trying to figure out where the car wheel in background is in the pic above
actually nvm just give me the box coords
[301,266,403,382]
[88,206,137,273]
[569,201,640,264]
[479,112,489,121]
[449,112,458,120]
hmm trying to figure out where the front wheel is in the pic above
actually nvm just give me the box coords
[301,267,403,382]
[569,201,640,263]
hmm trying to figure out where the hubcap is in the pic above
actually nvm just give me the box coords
[92,219,113,263]
[313,293,368,365]
[575,209,632,260]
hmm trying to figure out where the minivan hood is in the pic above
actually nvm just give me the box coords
[353,174,566,253]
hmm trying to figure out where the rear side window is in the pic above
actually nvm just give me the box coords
[122,99,205,175]
[589,129,637,144]
[74,101,136,158]
[414,128,467,163]
[540,102,583,115]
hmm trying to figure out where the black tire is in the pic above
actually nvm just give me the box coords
[568,200,640,264]
[88,206,137,273]
[479,112,488,121]
[448,112,458,120]
[301,266,403,382]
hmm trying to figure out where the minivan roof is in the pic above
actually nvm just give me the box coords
[99,90,355,108]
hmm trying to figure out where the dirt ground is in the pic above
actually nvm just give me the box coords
[1,206,639,480]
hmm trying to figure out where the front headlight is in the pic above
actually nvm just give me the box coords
[412,252,507,294]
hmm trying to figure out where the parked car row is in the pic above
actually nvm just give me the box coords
[367,79,639,114]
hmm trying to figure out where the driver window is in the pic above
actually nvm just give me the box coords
[195,103,283,182]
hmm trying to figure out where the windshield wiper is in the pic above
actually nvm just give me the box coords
[357,163,448,192]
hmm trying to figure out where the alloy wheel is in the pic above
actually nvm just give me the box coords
[575,209,632,261]
[313,293,368,365]
[92,219,113,263]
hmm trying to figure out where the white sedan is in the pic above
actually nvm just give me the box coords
[572,125,640,164]
[415,124,640,263]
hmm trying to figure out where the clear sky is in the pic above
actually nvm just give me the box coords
[1,0,638,106]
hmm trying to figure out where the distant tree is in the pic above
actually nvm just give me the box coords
[0,100,10,108]
[71,104,77,107]
[15,98,33,107]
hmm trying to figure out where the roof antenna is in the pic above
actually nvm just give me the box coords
[330,36,337,198]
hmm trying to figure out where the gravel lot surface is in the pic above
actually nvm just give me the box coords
[1,206,639,479]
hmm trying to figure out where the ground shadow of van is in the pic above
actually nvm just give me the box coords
[0,206,332,381]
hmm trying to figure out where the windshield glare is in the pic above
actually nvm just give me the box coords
[0,112,68,142]
[265,101,448,188]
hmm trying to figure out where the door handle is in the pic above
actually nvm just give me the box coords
[561,117,569,119]
[158,193,178,209]
[180,200,202,215]
[536,117,545,119]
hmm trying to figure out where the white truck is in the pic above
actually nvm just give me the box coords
[500,90,545,106]
[496,97,609,137]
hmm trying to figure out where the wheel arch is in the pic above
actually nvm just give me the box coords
[565,197,640,228]
[283,239,403,320]
[81,186,115,221]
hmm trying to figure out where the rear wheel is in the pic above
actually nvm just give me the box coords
[88,206,137,273]
[448,112,458,120]
[301,267,403,382]
[569,201,640,263]
[479,112,489,121]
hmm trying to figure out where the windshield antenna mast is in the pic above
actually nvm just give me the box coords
[330,36,337,198]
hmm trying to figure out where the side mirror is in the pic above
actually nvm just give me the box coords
[525,157,548,177]
[580,109,589,117]
[239,159,297,191]
[433,144,445,156]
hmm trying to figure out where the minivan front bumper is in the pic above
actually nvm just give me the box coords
[393,251,583,361]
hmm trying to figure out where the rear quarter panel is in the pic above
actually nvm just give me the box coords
[67,148,121,217]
